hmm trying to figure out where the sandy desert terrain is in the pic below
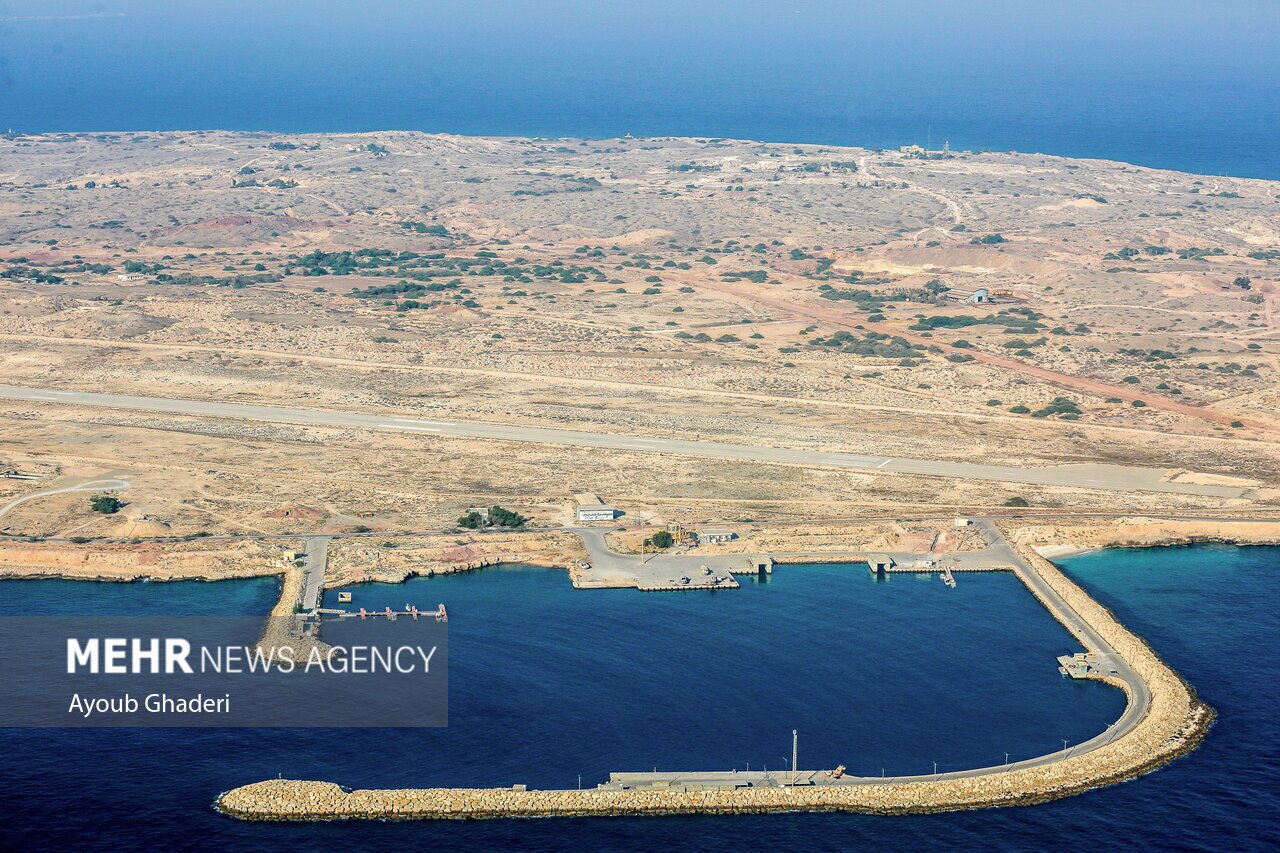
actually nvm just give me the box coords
[2,130,1278,549]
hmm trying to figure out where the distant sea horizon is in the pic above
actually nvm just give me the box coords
[3,1,1279,181]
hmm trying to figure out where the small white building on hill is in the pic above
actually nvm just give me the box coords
[577,504,618,522]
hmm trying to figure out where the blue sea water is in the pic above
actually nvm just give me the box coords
[1,1,1279,178]
[0,546,1276,851]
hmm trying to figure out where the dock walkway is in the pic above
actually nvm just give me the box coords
[595,519,1151,789]
[218,519,1212,821]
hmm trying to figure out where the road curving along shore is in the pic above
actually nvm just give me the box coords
[216,527,1215,821]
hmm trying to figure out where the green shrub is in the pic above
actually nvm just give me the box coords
[90,495,122,514]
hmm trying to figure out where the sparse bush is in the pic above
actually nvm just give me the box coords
[90,495,122,514]
[458,505,526,529]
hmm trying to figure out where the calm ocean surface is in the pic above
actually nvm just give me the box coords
[1,1,1278,178]
[0,545,1276,851]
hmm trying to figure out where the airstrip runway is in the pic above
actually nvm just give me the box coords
[0,385,1246,498]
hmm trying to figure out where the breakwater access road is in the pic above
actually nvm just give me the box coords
[0,385,1247,498]
[216,521,1213,820]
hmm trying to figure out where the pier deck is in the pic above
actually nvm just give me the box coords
[571,526,1018,590]
[604,769,826,791]
[298,535,332,612]
[595,520,1151,794]
[570,529,775,590]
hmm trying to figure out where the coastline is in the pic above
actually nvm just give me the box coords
[2,523,1265,818]
[0,537,301,584]
[1034,544,1095,559]
[214,525,1227,822]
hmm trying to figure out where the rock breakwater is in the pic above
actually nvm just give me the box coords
[217,530,1214,821]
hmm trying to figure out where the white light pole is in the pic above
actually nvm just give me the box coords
[791,730,798,787]
[1004,751,1010,769]
[1062,738,1070,757]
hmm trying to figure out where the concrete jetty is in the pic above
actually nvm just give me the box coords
[217,520,1215,822]
[569,528,773,590]
[297,535,332,613]
[569,527,1013,590]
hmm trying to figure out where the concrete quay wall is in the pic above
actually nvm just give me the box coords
[217,531,1215,821]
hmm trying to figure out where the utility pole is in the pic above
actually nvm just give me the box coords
[1004,751,1010,769]
[791,729,798,787]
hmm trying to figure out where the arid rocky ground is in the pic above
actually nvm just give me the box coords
[2,130,1278,546]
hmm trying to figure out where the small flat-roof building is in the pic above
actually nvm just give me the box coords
[117,272,146,282]
[699,529,737,544]
[868,553,895,573]
[945,287,991,304]
[577,504,618,522]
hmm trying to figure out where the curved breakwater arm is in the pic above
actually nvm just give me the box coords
[216,527,1214,820]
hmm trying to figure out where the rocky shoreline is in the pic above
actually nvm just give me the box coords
[1094,534,1280,550]
[0,523,1246,820]
[215,530,1219,822]
[0,537,299,583]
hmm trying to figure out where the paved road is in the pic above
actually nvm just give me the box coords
[851,521,1149,782]
[0,385,1248,498]
[0,477,131,522]
[571,527,771,588]
[298,535,332,612]
[960,519,1150,773]
[4,511,1276,548]
[600,520,1151,789]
